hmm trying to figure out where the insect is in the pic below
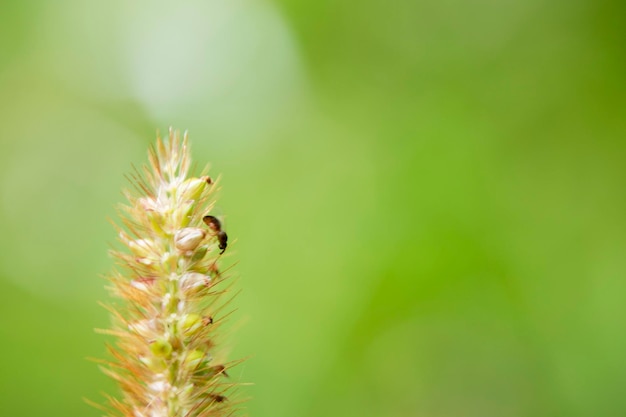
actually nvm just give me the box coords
[202,215,228,254]
[216,231,228,254]
[209,394,227,403]
[209,364,229,377]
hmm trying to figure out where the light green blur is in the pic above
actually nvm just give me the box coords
[1,1,626,416]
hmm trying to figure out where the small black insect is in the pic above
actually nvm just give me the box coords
[203,215,228,254]
[210,364,229,377]
[209,394,227,403]
[202,215,222,232]
[217,230,228,254]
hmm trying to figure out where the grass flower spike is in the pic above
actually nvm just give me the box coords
[97,129,241,417]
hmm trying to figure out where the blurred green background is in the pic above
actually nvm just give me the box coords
[1,0,626,416]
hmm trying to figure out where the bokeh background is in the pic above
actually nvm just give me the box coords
[1,0,626,416]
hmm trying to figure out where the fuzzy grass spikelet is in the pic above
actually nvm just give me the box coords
[96,129,241,417]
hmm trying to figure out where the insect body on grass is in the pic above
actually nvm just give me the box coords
[203,215,228,254]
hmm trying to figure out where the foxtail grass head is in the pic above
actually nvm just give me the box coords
[95,129,242,417]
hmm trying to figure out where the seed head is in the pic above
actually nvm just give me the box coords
[95,129,242,417]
